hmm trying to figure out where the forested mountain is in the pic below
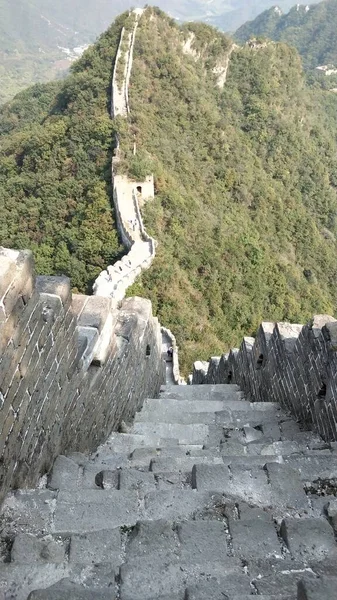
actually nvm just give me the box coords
[0,0,322,104]
[235,0,337,71]
[1,8,337,373]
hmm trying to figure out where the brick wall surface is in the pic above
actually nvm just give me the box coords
[0,248,164,505]
[191,314,337,442]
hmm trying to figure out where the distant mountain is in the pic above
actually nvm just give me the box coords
[235,0,337,70]
[0,0,127,104]
[206,0,317,32]
[0,0,322,104]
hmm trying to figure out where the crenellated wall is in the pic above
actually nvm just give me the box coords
[191,314,337,442]
[0,248,164,505]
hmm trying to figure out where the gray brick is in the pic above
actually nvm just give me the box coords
[177,520,227,563]
[54,490,140,533]
[28,579,115,600]
[118,469,156,494]
[265,462,308,511]
[48,455,80,490]
[70,528,122,565]
[125,520,179,563]
[186,573,252,599]
[297,576,337,600]
[229,516,281,559]
[280,517,337,561]
[11,533,66,563]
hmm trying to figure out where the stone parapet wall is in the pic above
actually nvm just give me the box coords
[93,175,156,300]
[0,248,163,505]
[191,314,337,441]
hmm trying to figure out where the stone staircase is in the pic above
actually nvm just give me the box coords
[1,384,337,599]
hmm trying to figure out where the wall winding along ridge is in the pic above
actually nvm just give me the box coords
[93,8,157,301]
[192,314,337,441]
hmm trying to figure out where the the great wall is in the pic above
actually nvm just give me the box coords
[0,8,337,600]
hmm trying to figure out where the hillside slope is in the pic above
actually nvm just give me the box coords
[1,8,337,373]
[235,0,337,71]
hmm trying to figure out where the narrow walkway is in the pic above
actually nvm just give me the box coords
[1,383,336,599]
[161,329,175,385]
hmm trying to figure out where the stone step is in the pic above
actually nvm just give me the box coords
[191,462,310,514]
[97,468,157,494]
[228,597,294,600]
[53,489,141,534]
[159,383,242,400]
[120,557,246,600]
[186,581,292,600]
[142,398,234,414]
[284,454,337,481]
[28,580,113,600]
[131,422,209,445]
[0,564,70,600]
[136,410,219,425]
[95,433,181,456]
[149,455,223,473]
[251,568,318,598]
[298,575,337,600]
[143,489,224,522]
[128,445,205,466]
[9,488,228,536]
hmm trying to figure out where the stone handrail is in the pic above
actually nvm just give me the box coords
[191,314,337,442]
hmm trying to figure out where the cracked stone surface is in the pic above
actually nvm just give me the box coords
[1,383,337,599]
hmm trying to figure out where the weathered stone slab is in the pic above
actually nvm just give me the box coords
[192,464,271,506]
[0,563,69,600]
[284,455,337,481]
[132,422,209,445]
[54,490,140,533]
[280,517,337,561]
[297,575,337,600]
[143,490,219,521]
[28,578,114,599]
[48,455,80,490]
[11,533,66,564]
[118,469,156,493]
[70,528,122,565]
[177,520,227,563]
[265,462,308,511]
[1,490,57,535]
[119,560,182,600]
[186,573,252,600]
[150,455,223,473]
[229,516,281,560]
[125,520,179,563]
[36,276,71,308]
[255,570,317,597]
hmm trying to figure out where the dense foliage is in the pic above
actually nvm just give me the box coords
[122,9,337,372]
[0,14,133,291]
[235,0,337,71]
[1,8,337,374]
